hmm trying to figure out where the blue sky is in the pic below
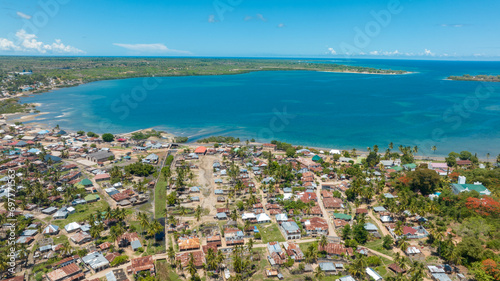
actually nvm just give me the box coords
[0,0,499,59]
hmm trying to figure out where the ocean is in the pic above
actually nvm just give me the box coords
[19,58,500,156]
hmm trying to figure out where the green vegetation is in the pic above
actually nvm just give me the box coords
[197,135,240,143]
[52,200,109,228]
[0,57,408,83]
[448,74,500,82]
[155,179,168,219]
[256,223,285,243]
[124,161,156,176]
[131,129,164,140]
[102,133,114,142]
[0,98,33,114]
[174,136,188,143]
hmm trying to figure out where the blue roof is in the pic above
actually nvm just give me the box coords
[319,262,336,271]
[131,240,142,250]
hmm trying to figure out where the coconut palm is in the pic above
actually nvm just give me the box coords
[147,219,163,239]
[319,235,328,248]
[348,255,367,278]
[398,236,410,252]
[314,266,325,280]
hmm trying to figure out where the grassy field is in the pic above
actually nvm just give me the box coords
[51,199,109,228]
[154,178,167,219]
[256,223,285,243]
[364,239,395,258]
[156,260,183,281]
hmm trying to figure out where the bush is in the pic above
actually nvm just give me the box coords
[254,233,261,240]
[366,256,382,266]
[102,133,114,142]
[110,255,129,266]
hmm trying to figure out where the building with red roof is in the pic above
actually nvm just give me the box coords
[194,146,207,154]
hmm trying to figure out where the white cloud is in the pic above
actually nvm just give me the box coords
[208,15,217,23]
[327,48,336,55]
[277,23,285,28]
[113,43,191,54]
[16,11,31,20]
[256,14,267,22]
[369,51,379,55]
[245,14,267,22]
[424,49,434,56]
[0,29,84,54]
[440,24,465,28]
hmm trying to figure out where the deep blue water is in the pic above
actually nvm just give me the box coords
[20,59,500,156]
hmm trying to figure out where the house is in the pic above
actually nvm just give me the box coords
[280,221,301,240]
[142,153,159,164]
[87,150,115,163]
[323,197,343,209]
[366,267,383,280]
[53,208,69,220]
[127,255,155,275]
[406,246,422,256]
[45,263,84,281]
[95,173,111,181]
[82,252,110,273]
[275,214,288,223]
[117,232,140,248]
[177,236,200,251]
[42,224,60,235]
[64,222,81,233]
[194,146,207,155]
[267,242,287,266]
[388,263,406,274]
[225,228,245,245]
[70,231,92,244]
[301,217,329,237]
[451,183,491,196]
[337,276,357,281]
[318,243,353,257]
[105,269,129,281]
[256,213,271,223]
[53,255,80,269]
[176,251,206,268]
[319,262,336,273]
[282,242,304,261]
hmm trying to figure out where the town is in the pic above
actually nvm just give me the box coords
[0,123,498,281]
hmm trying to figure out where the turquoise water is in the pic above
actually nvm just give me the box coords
[20,59,500,156]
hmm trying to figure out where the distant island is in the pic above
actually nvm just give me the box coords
[448,74,500,82]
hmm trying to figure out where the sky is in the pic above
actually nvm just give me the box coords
[0,0,499,59]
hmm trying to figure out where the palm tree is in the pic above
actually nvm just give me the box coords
[319,235,328,248]
[60,241,73,257]
[147,220,163,239]
[314,266,325,280]
[194,205,202,222]
[187,253,197,277]
[246,238,254,253]
[431,146,437,154]
[348,255,367,278]
[389,142,394,150]
[398,236,410,252]
[138,212,150,233]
